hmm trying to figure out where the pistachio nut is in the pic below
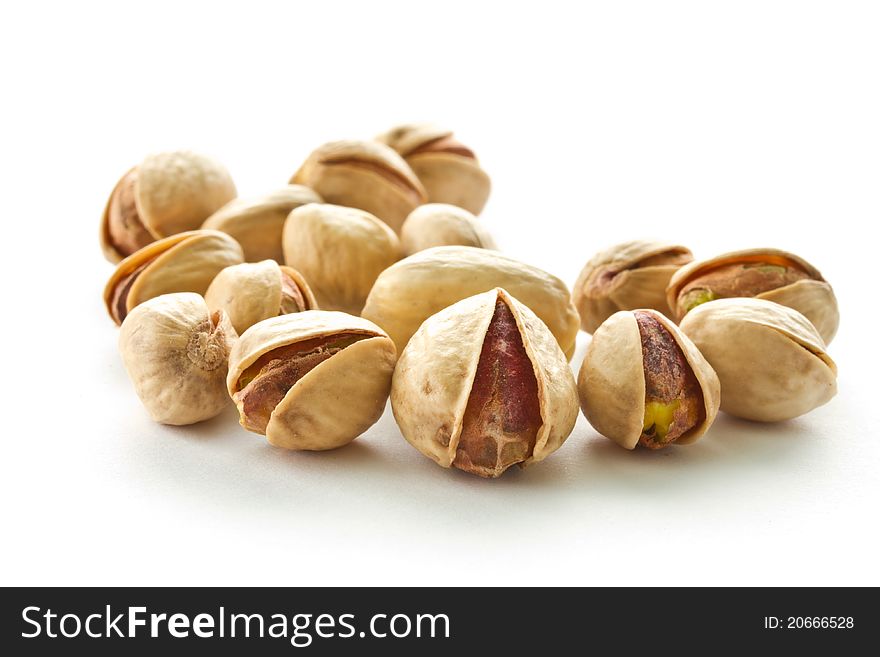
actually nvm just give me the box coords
[227,312,397,450]
[391,288,578,478]
[119,293,237,425]
[201,185,322,263]
[289,140,426,234]
[100,151,237,263]
[578,309,720,449]
[104,229,244,326]
[679,298,837,422]
[399,203,496,256]
[572,240,693,334]
[205,260,317,335]
[361,246,580,359]
[282,204,400,315]
[667,248,839,344]
[377,124,491,215]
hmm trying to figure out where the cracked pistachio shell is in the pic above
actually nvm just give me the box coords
[399,203,496,256]
[377,124,491,215]
[391,288,578,477]
[104,230,244,325]
[361,246,580,359]
[101,151,237,263]
[119,293,237,425]
[679,298,837,422]
[667,248,839,344]
[290,140,426,234]
[204,260,317,335]
[282,204,400,315]
[201,185,322,263]
[577,309,720,449]
[227,312,396,450]
[572,240,693,334]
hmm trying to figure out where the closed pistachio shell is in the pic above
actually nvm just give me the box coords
[399,203,496,256]
[104,229,244,325]
[391,288,579,478]
[679,298,837,422]
[572,240,693,333]
[361,246,580,359]
[119,293,237,425]
[202,185,322,263]
[101,151,237,263]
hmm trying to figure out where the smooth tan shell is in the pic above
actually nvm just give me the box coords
[391,288,579,470]
[227,312,397,450]
[119,293,237,425]
[399,203,496,256]
[577,309,720,449]
[572,240,693,334]
[101,151,237,262]
[104,230,244,325]
[361,246,581,359]
[204,260,317,335]
[201,185,322,263]
[679,298,837,422]
[666,247,839,344]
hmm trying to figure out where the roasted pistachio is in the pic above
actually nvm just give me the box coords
[391,288,579,477]
[227,312,396,450]
[100,151,237,263]
[679,298,837,422]
[399,203,496,256]
[104,230,244,325]
[572,241,693,333]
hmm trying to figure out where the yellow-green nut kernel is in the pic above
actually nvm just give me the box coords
[572,240,693,334]
[667,248,839,344]
[282,204,401,315]
[679,298,837,422]
[202,185,322,263]
[104,230,244,326]
[391,288,578,478]
[399,203,496,256]
[227,312,397,450]
[377,124,491,215]
[578,309,720,450]
[361,246,581,360]
[101,151,237,263]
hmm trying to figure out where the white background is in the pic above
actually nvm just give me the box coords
[1,0,877,586]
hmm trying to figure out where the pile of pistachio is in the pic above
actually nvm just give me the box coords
[100,125,839,479]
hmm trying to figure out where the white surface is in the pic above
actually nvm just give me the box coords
[1,0,878,586]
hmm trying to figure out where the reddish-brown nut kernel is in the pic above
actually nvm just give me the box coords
[106,168,154,257]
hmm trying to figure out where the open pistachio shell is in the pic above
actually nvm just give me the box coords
[399,203,496,256]
[391,288,578,478]
[578,309,720,449]
[101,151,237,263]
[227,312,396,450]
[104,229,244,325]
[204,260,317,335]
[290,140,426,234]
[679,298,837,422]
[361,246,580,359]
[201,185,322,263]
[572,240,693,334]
[666,248,839,344]
[119,293,237,425]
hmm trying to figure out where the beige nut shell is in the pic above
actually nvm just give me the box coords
[679,298,837,422]
[391,288,579,469]
[572,240,693,334]
[361,245,581,359]
[399,203,496,256]
[578,309,721,449]
[201,185,322,263]
[666,247,839,344]
[119,293,237,425]
[101,151,237,263]
[104,230,245,325]
[204,260,317,335]
[227,312,397,450]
